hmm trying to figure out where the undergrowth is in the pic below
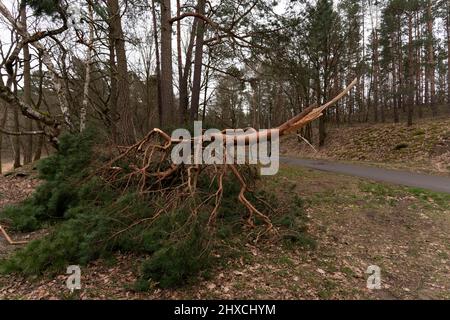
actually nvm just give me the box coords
[0,130,312,289]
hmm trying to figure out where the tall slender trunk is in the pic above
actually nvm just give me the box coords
[190,0,207,122]
[334,76,340,126]
[34,53,44,161]
[397,22,404,113]
[160,0,174,127]
[150,0,162,127]
[392,51,399,123]
[426,1,436,117]
[176,0,183,121]
[179,20,197,124]
[202,61,210,122]
[20,5,33,164]
[373,28,379,122]
[80,3,94,132]
[108,15,118,134]
[12,81,20,169]
[447,1,450,110]
[407,13,414,126]
[356,75,363,122]
[108,0,132,143]
[0,105,7,173]
[317,77,326,147]
[415,11,422,118]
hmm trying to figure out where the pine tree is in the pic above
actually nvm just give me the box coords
[303,0,343,146]
[25,0,60,16]
[339,0,363,123]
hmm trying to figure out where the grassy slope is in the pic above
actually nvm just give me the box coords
[1,165,449,299]
[281,117,450,175]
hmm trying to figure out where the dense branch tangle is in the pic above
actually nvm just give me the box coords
[95,79,358,238]
[0,79,356,246]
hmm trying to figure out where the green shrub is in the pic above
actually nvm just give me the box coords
[276,196,316,249]
[140,216,210,288]
[0,130,96,231]
[0,130,313,289]
[0,203,40,232]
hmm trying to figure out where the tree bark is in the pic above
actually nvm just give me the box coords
[397,19,405,113]
[415,10,422,118]
[108,20,118,133]
[0,104,7,174]
[202,61,210,122]
[150,0,162,127]
[317,79,326,147]
[426,0,436,117]
[107,0,133,143]
[407,13,414,126]
[20,4,33,164]
[179,18,198,124]
[190,0,207,122]
[12,81,20,169]
[80,3,94,133]
[447,1,450,110]
[372,26,379,123]
[160,0,175,127]
[176,0,183,121]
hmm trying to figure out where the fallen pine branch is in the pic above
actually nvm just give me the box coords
[0,225,28,245]
[97,78,357,233]
[0,78,357,246]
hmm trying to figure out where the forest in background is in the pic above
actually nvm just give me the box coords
[0,0,450,172]
[1,0,450,299]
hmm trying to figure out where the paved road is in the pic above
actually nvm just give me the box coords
[280,157,450,194]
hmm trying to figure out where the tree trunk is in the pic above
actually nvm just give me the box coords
[20,5,33,164]
[426,0,436,117]
[0,105,7,174]
[392,56,399,123]
[179,20,197,124]
[407,13,414,126]
[160,0,175,127]
[108,13,118,135]
[150,0,162,127]
[373,27,379,123]
[190,0,207,122]
[80,3,94,133]
[415,11,422,118]
[13,82,20,169]
[447,1,450,110]
[202,62,210,121]
[34,53,45,161]
[108,0,133,143]
[176,0,183,123]
[317,79,326,147]
[398,21,405,113]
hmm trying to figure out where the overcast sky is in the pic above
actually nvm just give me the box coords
[0,0,446,87]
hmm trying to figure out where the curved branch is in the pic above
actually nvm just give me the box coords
[0,2,72,132]
[0,127,45,136]
[0,225,28,245]
[169,12,216,26]
[0,83,60,146]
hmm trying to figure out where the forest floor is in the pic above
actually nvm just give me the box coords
[0,162,14,174]
[1,164,449,300]
[281,117,450,176]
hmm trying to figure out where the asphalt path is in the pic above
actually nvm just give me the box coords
[280,157,450,194]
